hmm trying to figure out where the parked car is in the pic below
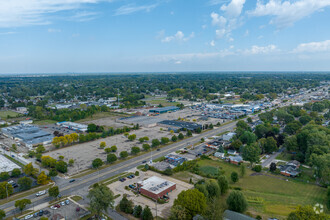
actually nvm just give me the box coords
[157,149,160,151]
[24,214,33,220]
[69,179,76,183]
[65,199,70,205]
[38,210,44,216]
[142,160,147,163]
[33,212,38,217]
[36,190,46,197]
[50,206,57,210]
[60,201,65,206]
[76,207,80,212]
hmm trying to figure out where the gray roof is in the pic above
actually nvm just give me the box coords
[223,210,255,220]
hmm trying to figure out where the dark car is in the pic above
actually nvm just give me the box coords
[69,179,76,183]
[142,160,147,163]
[38,210,44,216]
[127,176,132,179]
[157,149,160,151]
[76,207,80,212]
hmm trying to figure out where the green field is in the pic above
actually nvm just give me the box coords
[0,110,20,118]
[33,119,58,125]
[76,111,129,123]
[145,97,179,107]
[193,159,327,219]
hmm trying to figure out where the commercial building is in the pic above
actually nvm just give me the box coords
[1,124,54,149]
[149,106,180,114]
[0,155,21,173]
[137,176,176,200]
[56,121,88,132]
[165,154,187,166]
[157,120,202,132]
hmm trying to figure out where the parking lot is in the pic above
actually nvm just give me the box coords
[21,198,88,220]
[45,127,173,174]
[108,170,193,219]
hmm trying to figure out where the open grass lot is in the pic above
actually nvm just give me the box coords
[0,110,20,118]
[33,119,58,125]
[146,97,179,107]
[195,159,327,219]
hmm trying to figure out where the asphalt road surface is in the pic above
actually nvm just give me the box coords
[1,121,237,218]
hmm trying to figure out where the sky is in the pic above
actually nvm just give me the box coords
[1,0,330,73]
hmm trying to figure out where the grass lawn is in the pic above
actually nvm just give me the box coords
[0,110,20,118]
[76,111,129,123]
[275,152,292,161]
[33,119,58,125]
[194,159,327,218]
[71,195,82,202]
[146,99,179,107]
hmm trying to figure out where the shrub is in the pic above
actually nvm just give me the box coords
[253,165,262,172]
[231,172,239,183]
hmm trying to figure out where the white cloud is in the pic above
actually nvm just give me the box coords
[244,29,249,37]
[210,0,246,41]
[161,31,194,43]
[249,0,330,28]
[242,44,278,55]
[0,0,108,27]
[174,60,182,64]
[48,28,61,33]
[293,39,330,53]
[210,40,216,46]
[0,31,17,35]
[114,3,158,16]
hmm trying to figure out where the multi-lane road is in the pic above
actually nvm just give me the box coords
[1,121,237,218]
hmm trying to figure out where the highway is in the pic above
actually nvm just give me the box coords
[0,121,237,218]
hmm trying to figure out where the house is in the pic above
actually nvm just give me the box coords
[227,149,237,155]
[222,132,236,141]
[214,152,225,159]
[223,210,255,220]
[280,165,300,177]
[287,160,300,168]
[229,155,243,165]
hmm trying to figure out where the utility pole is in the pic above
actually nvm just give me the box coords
[117,88,120,107]
[155,199,158,218]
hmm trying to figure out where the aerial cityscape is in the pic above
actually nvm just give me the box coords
[0,1,330,220]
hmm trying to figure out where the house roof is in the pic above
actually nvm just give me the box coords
[223,210,255,220]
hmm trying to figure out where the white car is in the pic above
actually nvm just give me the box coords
[24,214,33,219]
[36,190,46,197]
[50,206,58,210]
[60,201,65,206]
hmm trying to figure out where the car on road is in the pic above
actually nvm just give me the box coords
[142,160,147,163]
[69,179,76,183]
[157,149,160,151]
[36,190,46,197]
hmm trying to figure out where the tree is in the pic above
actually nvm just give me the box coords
[23,163,38,176]
[284,135,299,152]
[0,182,13,199]
[141,206,153,220]
[120,151,128,159]
[187,130,192,137]
[48,186,59,199]
[18,176,32,191]
[119,194,134,214]
[110,145,117,152]
[56,160,68,173]
[49,169,58,177]
[87,124,97,133]
[107,154,117,163]
[36,145,46,154]
[69,159,75,166]
[0,209,5,220]
[151,139,160,148]
[226,191,248,213]
[174,189,207,219]
[170,205,187,220]
[10,168,21,178]
[161,137,170,145]
[178,133,184,140]
[285,121,302,135]
[99,141,106,149]
[133,205,143,218]
[259,136,277,154]
[255,124,268,139]
[312,102,325,112]
[88,184,115,218]
[15,199,31,213]
[37,171,50,185]
[128,134,136,141]
[240,164,246,177]
[236,120,249,130]
[242,143,261,166]
[171,135,178,142]
[288,205,327,220]
[230,139,242,150]
[247,117,253,123]
[205,179,220,198]
[58,155,64,160]
[270,162,277,172]
[0,172,10,181]
[142,144,150,151]
[131,146,141,155]
[217,175,229,195]
[299,115,312,125]
[231,172,239,183]
[40,217,48,220]
[92,158,103,169]
[239,131,257,145]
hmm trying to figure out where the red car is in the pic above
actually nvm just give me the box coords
[54,204,60,208]
[76,207,80,212]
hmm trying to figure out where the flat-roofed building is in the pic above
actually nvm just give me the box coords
[56,121,88,132]
[0,155,21,173]
[149,106,180,114]
[157,120,202,132]
[137,176,176,200]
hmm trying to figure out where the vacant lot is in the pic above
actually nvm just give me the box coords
[0,110,20,118]
[45,127,172,174]
[76,112,128,128]
[193,159,327,219]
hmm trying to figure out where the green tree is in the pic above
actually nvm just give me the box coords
[131,146,141,155]
[37,171,50,185]
[128,134,136,141]
[48,186,59,199]
[217,175,229,195]
[205,179,220,198]
[239,131,257,145]
[226,191,247,213]
[231,172,239,183]
[230,139,243,150]
[48,169,58,177]
[88,184,115,218]
[284,135,299,152]
[23,163,38,176]
[69,159,75,166]
[161,137,170,145]
[174,189,207,219]
[92,158,103,169]
[142,144,151,151]
[0,209,5,220]
[187,130,192,137]
[36,145,46,154]
[110,145,117,152]
[242,143,261,166]
[171,135,178,142]
[247,117,253,123]
[119,194,134,214]
[288,205,327,220]
[87,124,97,132]
[18,176,32,191]
[0,172,10,181]
[12,168,22,177]
[240,164,246,177]
[120,151,128,159]
[15,199,31,213]
[236,120,249,130]
[133,205,143,218]
[285,121,302,135]
[107,154,117,163]
[0,182,13,199]
[99,141,106,149]
[170,205,188,220]
[178,133,184,140]
[299,115,312,125]
[141,206,153,220]
[151,139,160,147]
[56,160,68,173]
